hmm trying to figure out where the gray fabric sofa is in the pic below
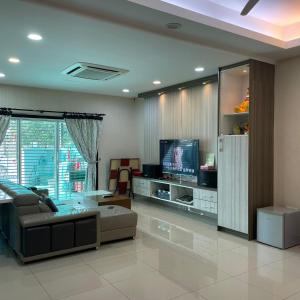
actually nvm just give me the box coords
[0,179,100,262]
[0,179,137,263]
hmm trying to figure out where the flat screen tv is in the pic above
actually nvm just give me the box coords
[160,139,200,176]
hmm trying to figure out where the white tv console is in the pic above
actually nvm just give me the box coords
[132,177,217,216]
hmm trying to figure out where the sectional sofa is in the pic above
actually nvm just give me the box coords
[0,180,137,263]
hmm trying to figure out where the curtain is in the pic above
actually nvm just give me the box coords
[65,118,102,191]
[0,115,11,145]
[143,83,218,164]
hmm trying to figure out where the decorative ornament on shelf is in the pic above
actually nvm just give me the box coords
[234,88,250,113]
[233,122,249,135]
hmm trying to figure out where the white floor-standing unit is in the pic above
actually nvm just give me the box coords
[217,135,248,234]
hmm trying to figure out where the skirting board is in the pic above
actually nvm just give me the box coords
[217,226,249,240]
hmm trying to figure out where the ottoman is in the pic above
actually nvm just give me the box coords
[99,205,137,243]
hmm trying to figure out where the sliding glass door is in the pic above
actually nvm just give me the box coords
[20,119,56,195]
[0,118,87,200]
[0,119,18,182]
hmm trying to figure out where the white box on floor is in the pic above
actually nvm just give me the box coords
[257,206,300,249]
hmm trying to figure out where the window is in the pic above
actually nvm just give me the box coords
[0,118,87,200]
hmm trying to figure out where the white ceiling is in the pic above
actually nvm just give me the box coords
[210,0,300,26]
[135,0,300,47]
[0,0,299,98]
[0,0,249,97]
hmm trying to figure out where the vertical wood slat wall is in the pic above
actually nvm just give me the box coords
[248,60,275,240]
[143,83,218,165]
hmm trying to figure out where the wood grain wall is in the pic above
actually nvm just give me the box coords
[143,83,218,165]
[248,60,275,239]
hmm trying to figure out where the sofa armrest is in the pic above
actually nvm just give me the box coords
[19,208,100,228]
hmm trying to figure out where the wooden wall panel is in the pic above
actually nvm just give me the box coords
[248,60,275,239]
[143,83,218,165]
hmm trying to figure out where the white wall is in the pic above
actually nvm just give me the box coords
[0,84,140,189]
[274,56,300,208]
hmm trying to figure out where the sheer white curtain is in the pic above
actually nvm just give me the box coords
[0,115,11,145]
[65,118,102,191]
[143,83,218,164]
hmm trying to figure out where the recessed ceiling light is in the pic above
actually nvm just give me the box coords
[122,89,130,93]
[202,81,207,85]
[243,69,248,73]
[195,67,205,72]
[166,23,182,30]
[153,80,161,85]
[0,73,6,78]
[8,57,20,64]
[27,33,43,41]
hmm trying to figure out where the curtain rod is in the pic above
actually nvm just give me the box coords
[0,107,105,116]
[0,107,105,120]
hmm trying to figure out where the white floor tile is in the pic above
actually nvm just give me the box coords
[87,252,156,283]
[230,243,290,267]
[0,274,51,300]
[137,246,230,291]
[113,271,189,300]
[2,199,300,300]
[0,252,32,283]
[266,256,300,275]
[34,262,110,299]
[198,277,280,300]
[61,286,129,300]
[171,291,210,300]
[210,250,254,276]
[286,291,300,299]
[237,264,300,299]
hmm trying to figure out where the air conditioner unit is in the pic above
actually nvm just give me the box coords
[62,62,129,81]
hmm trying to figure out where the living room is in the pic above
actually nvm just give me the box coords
[2,1,300,300]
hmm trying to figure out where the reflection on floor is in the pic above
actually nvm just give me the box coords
[1,198,300,299]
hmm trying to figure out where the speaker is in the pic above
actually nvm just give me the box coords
[142,164,162,179]
[198,169,217,188]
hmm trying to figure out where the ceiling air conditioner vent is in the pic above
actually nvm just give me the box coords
[62,63,129,81]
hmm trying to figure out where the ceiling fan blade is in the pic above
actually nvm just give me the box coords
[241,0,259,15]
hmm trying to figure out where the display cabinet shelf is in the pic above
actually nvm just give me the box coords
[218,59,275,240]
[223,112,249,117]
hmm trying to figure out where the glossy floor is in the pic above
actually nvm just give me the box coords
[1,199,300,300]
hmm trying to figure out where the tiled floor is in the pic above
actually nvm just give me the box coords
[1,199,300,300]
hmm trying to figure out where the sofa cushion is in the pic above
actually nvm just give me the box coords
[13,194,40,207]
[17,205,40,216]
[0,179,41,206]
[99,205,137,232]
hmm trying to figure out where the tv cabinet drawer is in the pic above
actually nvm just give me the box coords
[133,178,151,197]
[193,189,217,202]
[194,199,217,214]
[193,189,217,214]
